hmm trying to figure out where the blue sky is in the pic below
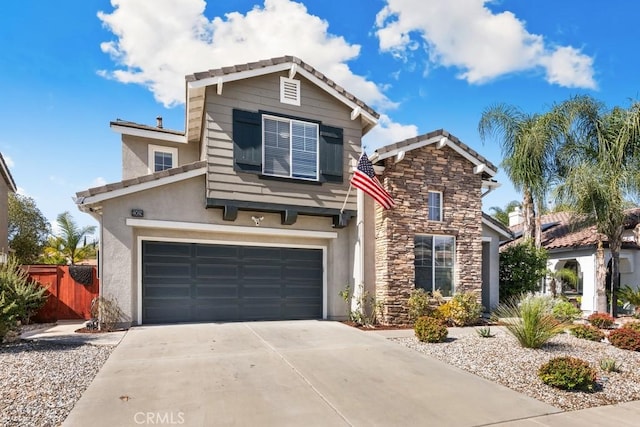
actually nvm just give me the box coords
[1,0,637,236]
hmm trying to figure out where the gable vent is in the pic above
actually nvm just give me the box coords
[280,77,300,106]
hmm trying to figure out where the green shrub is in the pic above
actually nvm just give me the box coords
[499,242,548,303]
[622,321,640,333]
[600,358,621,373]
[552,300,582,322]
[0,257,48,324]
[437,292,483,327]
[414,316,448,343]
[493,294,567,349]
[618,285,640,314]
[408,288,443,321]
[0,290,18,341]
[588,312,615,329]
[570,324,605,342]
[538,356,597,392]
[608,328,640,351]
[476,326,495,338]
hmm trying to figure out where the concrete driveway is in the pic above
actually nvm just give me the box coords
[63,321,559,427]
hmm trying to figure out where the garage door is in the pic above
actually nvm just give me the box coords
[142,241,323,323]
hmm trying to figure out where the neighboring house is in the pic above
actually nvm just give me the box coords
[75,56,507,326]
[506,208,640,314]
[0,153,17,262]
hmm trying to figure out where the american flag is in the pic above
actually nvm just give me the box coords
[350,153,395,209]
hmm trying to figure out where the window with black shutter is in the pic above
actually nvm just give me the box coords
[232,108,343,183]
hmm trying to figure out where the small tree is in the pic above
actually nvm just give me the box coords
[499,241,548,302]
[41,212,97,264]
[8,194,51,264]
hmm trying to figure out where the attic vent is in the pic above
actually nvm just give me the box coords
[280,77,300,106]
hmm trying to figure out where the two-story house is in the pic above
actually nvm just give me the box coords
[76,56,509,326]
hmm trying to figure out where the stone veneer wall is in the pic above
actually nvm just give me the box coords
[375,144,483,325]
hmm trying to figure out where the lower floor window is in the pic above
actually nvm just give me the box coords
[414,235,455,296]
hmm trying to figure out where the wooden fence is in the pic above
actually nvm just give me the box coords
[24,265,99,322]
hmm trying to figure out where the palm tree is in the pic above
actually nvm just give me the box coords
[489,200,522,226]
[46,212,97,265]
[554,95,640,316]
[479,105,563,247]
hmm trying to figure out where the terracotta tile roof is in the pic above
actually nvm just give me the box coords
[185,55,380,120]
[111,119,185,136]
[76,160,206,199]
[505,208,640,250]
[374,129,498,176]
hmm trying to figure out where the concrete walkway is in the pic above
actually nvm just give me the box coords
[21,320,127,346]
[63,320,562,427]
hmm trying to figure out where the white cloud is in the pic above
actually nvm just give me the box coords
[98,0,398,111]
[363,114,418,152]
[90,177,107,188]
[375,0,596,89]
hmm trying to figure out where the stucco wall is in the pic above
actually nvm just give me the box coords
[99,175,355,325]
[121,135,200,180]
[375,144,484,324]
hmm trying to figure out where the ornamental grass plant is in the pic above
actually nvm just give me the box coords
[493,294,569,349]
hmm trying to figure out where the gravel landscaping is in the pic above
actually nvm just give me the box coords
[394,327,640,411]
[0,339,114,427]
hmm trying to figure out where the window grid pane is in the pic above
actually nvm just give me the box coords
[154,152,173,172]
[427,191,441,221]
[263,116,318,180]
[414,235,454,296]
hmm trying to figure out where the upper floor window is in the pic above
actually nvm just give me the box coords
[415,234,455,297]
[427,191,442,221]
[233,109,343,184]
[262,115,319,181]
[149,145,178,173]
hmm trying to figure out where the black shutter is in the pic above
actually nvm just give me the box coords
[233,109,262,173]
[319,124,343,183]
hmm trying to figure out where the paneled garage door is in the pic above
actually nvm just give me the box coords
[141,241,323,323]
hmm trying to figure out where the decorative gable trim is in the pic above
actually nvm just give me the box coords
[280,77,300,106]
[186,56,378,134]
[76,164,206,208]
[371,129,497,178]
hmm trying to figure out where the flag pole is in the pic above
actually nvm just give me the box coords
[341,152,363,213]
[340,183,352,214]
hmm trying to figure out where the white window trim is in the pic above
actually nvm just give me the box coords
[135,235,328,325]
[261,114,319,181]
[415,233,456,295]
[427,190,443,222]
[280,76,301,106]
[148,144,178,174]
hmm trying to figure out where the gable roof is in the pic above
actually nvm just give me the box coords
[110,119,186,144]
[185,55,379,142]
[482,213,513,240]
[0,153,16,193]
[505,208,640,251]
[75,161,207,208]
[370,129,497,179]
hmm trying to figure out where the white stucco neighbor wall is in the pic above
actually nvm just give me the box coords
[97,175,357,325]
